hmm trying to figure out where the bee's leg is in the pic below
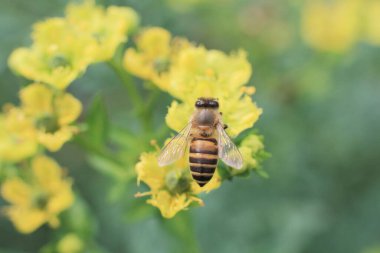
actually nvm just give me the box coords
[223,124,228,130]
[219,112,223,115]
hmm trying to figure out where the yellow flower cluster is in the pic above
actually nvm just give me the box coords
[124,27,190,91]
[2,0,266,224]
[125,27,262,136]
[302,0,380,52]
[1,0,139,233]
[0,83,81,161]
[126,28,265,218]
[0,83,78,232]
[135,152,221,218]
[65,0,139,62]
[21,83,82,152]
[1,156,73,233]
[9,0,138,89]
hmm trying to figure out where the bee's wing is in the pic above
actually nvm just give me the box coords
[217,123,243,169]
[157,122,192,167]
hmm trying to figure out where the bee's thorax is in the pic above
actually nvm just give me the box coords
[193,108,218,126]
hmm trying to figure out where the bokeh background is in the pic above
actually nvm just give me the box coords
[1,0,380,252]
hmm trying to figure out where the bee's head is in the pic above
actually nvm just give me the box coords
[195,97,219,109]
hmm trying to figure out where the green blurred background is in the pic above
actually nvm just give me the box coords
[1,0,380,252]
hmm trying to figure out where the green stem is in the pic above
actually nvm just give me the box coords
[161,212,200,253]
[108,61,144,114]
[140,87,161,131]
[143,85,161,113]
[74,136,124,165]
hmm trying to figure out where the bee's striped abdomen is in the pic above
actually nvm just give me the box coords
[189,137,218,187]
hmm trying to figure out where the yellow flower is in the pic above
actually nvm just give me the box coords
[363,0,380,45]
[0,107,38,162]
[124,27,191,89]
[57,233,84,253]
[301,0,360,52]
[163,46,261,137]
[1,155,74,233]
[135,151,221,218]
[164,47,252,99]
[130,24,265,218]
[19,83,82,152]
[66,0,139,61]
[9,18,94,89]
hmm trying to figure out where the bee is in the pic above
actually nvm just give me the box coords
[158,97,243,187]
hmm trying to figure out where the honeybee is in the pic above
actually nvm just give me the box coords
[158,97,243,187]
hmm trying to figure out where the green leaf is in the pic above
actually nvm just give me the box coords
[234,168,252,178]
[217,163,234,181]
[87,154,131,181]
[254,168,269,179]
[80,93,109,149]
[161,212,200,253]
[61,195,97,239]
[123,198,155,222]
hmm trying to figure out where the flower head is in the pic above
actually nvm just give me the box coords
[1,155,74,233]
[131,37,266,218]
[301,0,360,52]
[57,233,84,253]
[124,27,191,89]
[66,0,139,61]
[19,83,82,152]
[233,134,269,178]
[135,150,221,218]
[9,18,94,89]
[163,46,262,137]
[363,0,380,46]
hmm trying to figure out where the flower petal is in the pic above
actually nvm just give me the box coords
[38,126,75,152]
[55,93,82,125]
[19,83,53,117]
[1,178,33,206]
[32,155,63,193]
[5,207,47,234]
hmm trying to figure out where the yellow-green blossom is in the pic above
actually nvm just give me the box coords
[135,151,221,218]
[20,83,82,152]
[124,27,191,90]
[1,155,74,233]
[9,18,94,89]
[0,107,38,162]
[363,0,380,45]
[66,0,139,61]
[301,0,360,52]
[57,233,84,253]
[238,134,266,173]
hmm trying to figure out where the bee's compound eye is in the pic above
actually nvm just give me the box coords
[195,100,203,108]
[209,100,219,108]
